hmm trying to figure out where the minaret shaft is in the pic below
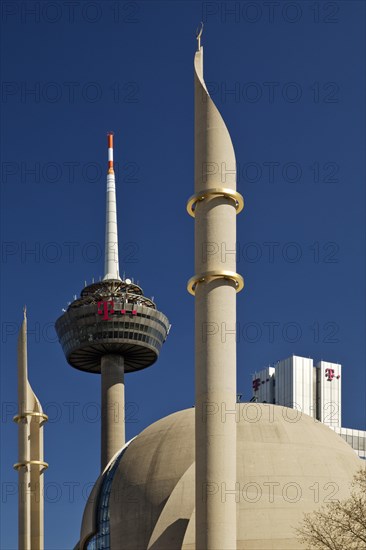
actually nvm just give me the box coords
[101,355,125,470]
[192,45,241,550]
[15,311,47,550]
[17,320,31,550]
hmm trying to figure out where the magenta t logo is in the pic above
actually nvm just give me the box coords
[252,378,261,391]
[97,300,115,321]
[325,368,335,381]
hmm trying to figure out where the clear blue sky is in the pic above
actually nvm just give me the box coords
[1,1,365,548]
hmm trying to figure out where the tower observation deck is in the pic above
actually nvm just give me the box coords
[56,279,169,374]
[55,134,170,469]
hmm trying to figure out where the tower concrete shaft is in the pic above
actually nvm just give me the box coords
[101,355,125,469]
[14,310,48,550]
[188,45,244,550]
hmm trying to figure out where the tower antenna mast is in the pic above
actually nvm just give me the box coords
[104,133,121,281]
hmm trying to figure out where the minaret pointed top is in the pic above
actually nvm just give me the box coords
[17,308,28,413]
[196,22,203,51]
[103,132,121,281]
[193,30,237,194]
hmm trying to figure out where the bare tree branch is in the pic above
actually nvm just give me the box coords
[296,468,366,550]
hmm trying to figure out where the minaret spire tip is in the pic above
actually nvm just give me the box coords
[196,22,203,51]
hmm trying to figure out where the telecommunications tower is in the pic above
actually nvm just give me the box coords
[55,134,170,470]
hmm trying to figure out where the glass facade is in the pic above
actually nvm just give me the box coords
[62,324,164,353]
[86,448,125,550]
[332,427,366,460]
[58,312,168,359]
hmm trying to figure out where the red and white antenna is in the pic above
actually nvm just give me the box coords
[107,132,114,174]
[103,132,120,280]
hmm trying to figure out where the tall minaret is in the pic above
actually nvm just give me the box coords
[56,134,170,471]
[14,308,48,550]
[187,29,244,550]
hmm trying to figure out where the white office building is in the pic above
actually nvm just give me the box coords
[252,355,365,459]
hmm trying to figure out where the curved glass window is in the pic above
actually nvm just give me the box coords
[86,448,126,550]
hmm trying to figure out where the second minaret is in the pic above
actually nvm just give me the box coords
[188,41,244,550]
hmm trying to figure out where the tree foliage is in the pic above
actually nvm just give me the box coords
[297,468,366,550]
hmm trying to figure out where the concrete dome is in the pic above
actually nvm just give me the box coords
[80,404,361,549]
